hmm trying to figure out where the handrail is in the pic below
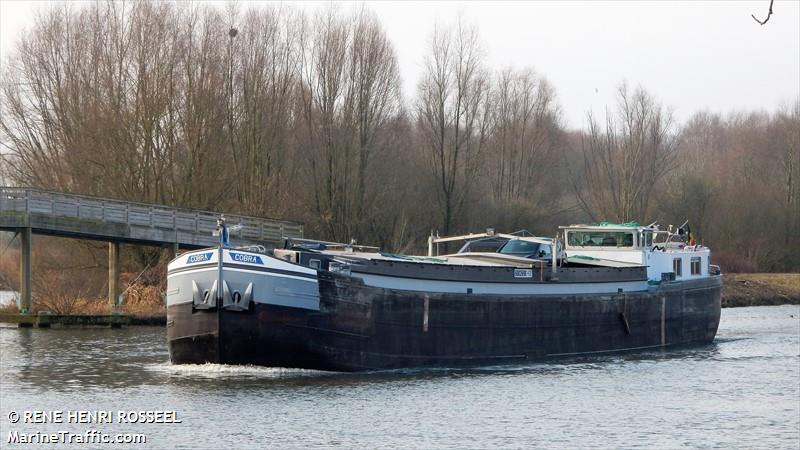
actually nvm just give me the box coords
[0,186,303,240]
[0,186,300,226]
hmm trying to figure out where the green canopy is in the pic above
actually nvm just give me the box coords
[593,221,640,228]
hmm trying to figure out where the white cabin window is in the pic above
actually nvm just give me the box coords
[690,257,701,275]
[673,258,682,277]
[567,231,635,248]
[643,232,653,247]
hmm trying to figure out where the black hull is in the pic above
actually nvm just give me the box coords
[168,273,722,372]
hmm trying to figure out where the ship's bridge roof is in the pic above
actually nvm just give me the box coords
[559,222,654,232]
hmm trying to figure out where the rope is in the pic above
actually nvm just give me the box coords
[0,231,19,259]
[0,232,19,290]
[119,250,163,298]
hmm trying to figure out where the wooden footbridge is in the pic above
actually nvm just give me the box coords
[0,187,303,314]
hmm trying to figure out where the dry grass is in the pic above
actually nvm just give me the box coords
[120,283,166,318]
[0,302,19,314]
[0,240,168,318]
[0,247,20,292]
[722,273,800,307]
[117,256,167,318]
[731,273,800,290]
[33,269,99,314]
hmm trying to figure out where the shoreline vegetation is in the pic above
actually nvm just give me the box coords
[721,273,800,308]
[0,274,797,326]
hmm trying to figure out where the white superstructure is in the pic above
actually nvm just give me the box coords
[560,223,714,282]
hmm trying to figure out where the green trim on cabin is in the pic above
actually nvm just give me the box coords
[594,221,641,228]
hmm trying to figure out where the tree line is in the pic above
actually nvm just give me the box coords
[1,2,798,272]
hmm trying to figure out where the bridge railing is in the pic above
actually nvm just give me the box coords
[0,186,303,242]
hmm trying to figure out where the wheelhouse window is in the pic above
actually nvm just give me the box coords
[673,258,682,277]
[653,232,669,245]
[567,231,635,248]
[690,257,701,275]
[642,231,653,248]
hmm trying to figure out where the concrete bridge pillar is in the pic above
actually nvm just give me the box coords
[108,241,120,307]
[19,227,32,314]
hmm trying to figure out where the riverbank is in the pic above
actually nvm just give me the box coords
[722,273,800,307]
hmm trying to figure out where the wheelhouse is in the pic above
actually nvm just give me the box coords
[564,225,655,250]
[560,222,712,282]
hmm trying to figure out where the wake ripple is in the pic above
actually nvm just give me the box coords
[146,362,335,379]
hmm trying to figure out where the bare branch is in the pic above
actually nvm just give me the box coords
[751,0,774,25]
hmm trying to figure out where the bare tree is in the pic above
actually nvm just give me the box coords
[0,2,193,204]
[488,68,559,203]
[170,4,231,209]
[570,83,679,222]
[416,20,491,236]
[0,4,82,191]
[226,5,303,217]
[772,100,800,254]
[297,7,354,240]
[297,7,401,241]
[345,10,402,234]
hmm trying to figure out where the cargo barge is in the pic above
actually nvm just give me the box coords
[166,221,721,371]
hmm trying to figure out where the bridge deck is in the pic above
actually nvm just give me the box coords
[0,187,303,248]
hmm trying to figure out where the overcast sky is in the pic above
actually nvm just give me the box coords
[1,1,798,128]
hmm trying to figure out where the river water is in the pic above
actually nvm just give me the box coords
[1,305,798,449]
